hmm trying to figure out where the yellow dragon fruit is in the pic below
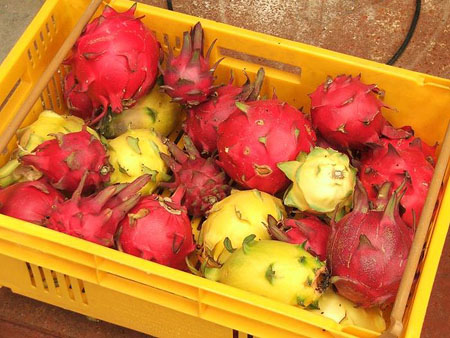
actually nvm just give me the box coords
[198,189,286,265]
[0,110,98,187]
[309,288,386,332]
[99,82,182,139]
[107,129,170,194]
[278,147,356,218]
[204,237,329,308]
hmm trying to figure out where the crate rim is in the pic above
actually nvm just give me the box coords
[0,1,449,337]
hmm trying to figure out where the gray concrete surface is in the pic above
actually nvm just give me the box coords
[0,0,44,63]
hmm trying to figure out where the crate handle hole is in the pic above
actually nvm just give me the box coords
[218,47,302,77]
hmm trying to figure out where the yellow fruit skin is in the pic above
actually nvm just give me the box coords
[205,239,326,308]
[310,288,386,332]
[16,110,98,155]
[0,110,98,187]
[100,84,182,138]
[279,147,356,215]
[199,189,286,265]
[107,129,169,195]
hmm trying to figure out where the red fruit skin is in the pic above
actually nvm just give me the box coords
[217,99,316,194]
[21,130,111,194]
[327,182,413,308]
[310,75,388,149]
[382,134,437,166]
[279,217,330,261]
[118,194,195,270]
[359,138,434,228]
[65,5,159,122]
[64,71,94,120]
[163,22,215,106]
[161,137,230,217]
[46,174,150,247]
[0,179,64,225]
[184,84,243,153]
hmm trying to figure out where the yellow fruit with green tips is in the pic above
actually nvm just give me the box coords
[99,83,182,139]
[198,189,286,265]
[309,288,386,332]
[107,129,170,195]
[0,110,98,187]
[278,147,356,218]
[204,238,329,308]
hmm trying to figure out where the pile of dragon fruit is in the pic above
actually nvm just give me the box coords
[0,5,437,331]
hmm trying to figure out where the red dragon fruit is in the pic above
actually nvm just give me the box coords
[217,99,316,194]
[310,75,391,149]
[0,179,64,225]
[161,22,220,107]
[359,139,434,229]
[21,130,111,194]
[64,71,94,120]
[45,174,150,247]
[267,215,330,261]
[327,181,413,308]
[65,5,160,124]
[117,188,195,270]
[378,123,437,165]
[383,134,437,166]
[160,136,230,217]
[184,68,265,154]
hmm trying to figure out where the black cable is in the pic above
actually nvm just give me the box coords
[386,0,421,65]
[166,0,419,65]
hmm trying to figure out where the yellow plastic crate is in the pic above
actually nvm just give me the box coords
[0,0,449,337]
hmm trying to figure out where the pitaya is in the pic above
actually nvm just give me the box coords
[159,136,230,217]
[379,123,437,166]
[184,68,265,154]
[278,147,356,217]
[45,173,151,247]
[309,288,386,332]
[310,75,390,149]
[199,189,286,265]
[217,99,316,194]
[161,22,220,106]
[0,111,97,188]
[21,130,111,194]
[267,215,330,261]
[382,134,437,166]
[99,82,182,139]
[64,71,94,120]
[107,129,170,195]
[0,179,64,225]
[327,181,413,308]
[65,4,160,124]
[204,237,329,308]
[117,188,195,270]
[359,139,434,228]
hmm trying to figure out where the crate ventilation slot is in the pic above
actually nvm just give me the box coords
[25,262,88,304]
[232,330,254,338]
[0,79,21,116]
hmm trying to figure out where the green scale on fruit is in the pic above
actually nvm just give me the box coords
[198,189,286,265]
[278,147,356,219]
[204,237,329,308]
[107,129,170,195]
[99,81,182,139]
